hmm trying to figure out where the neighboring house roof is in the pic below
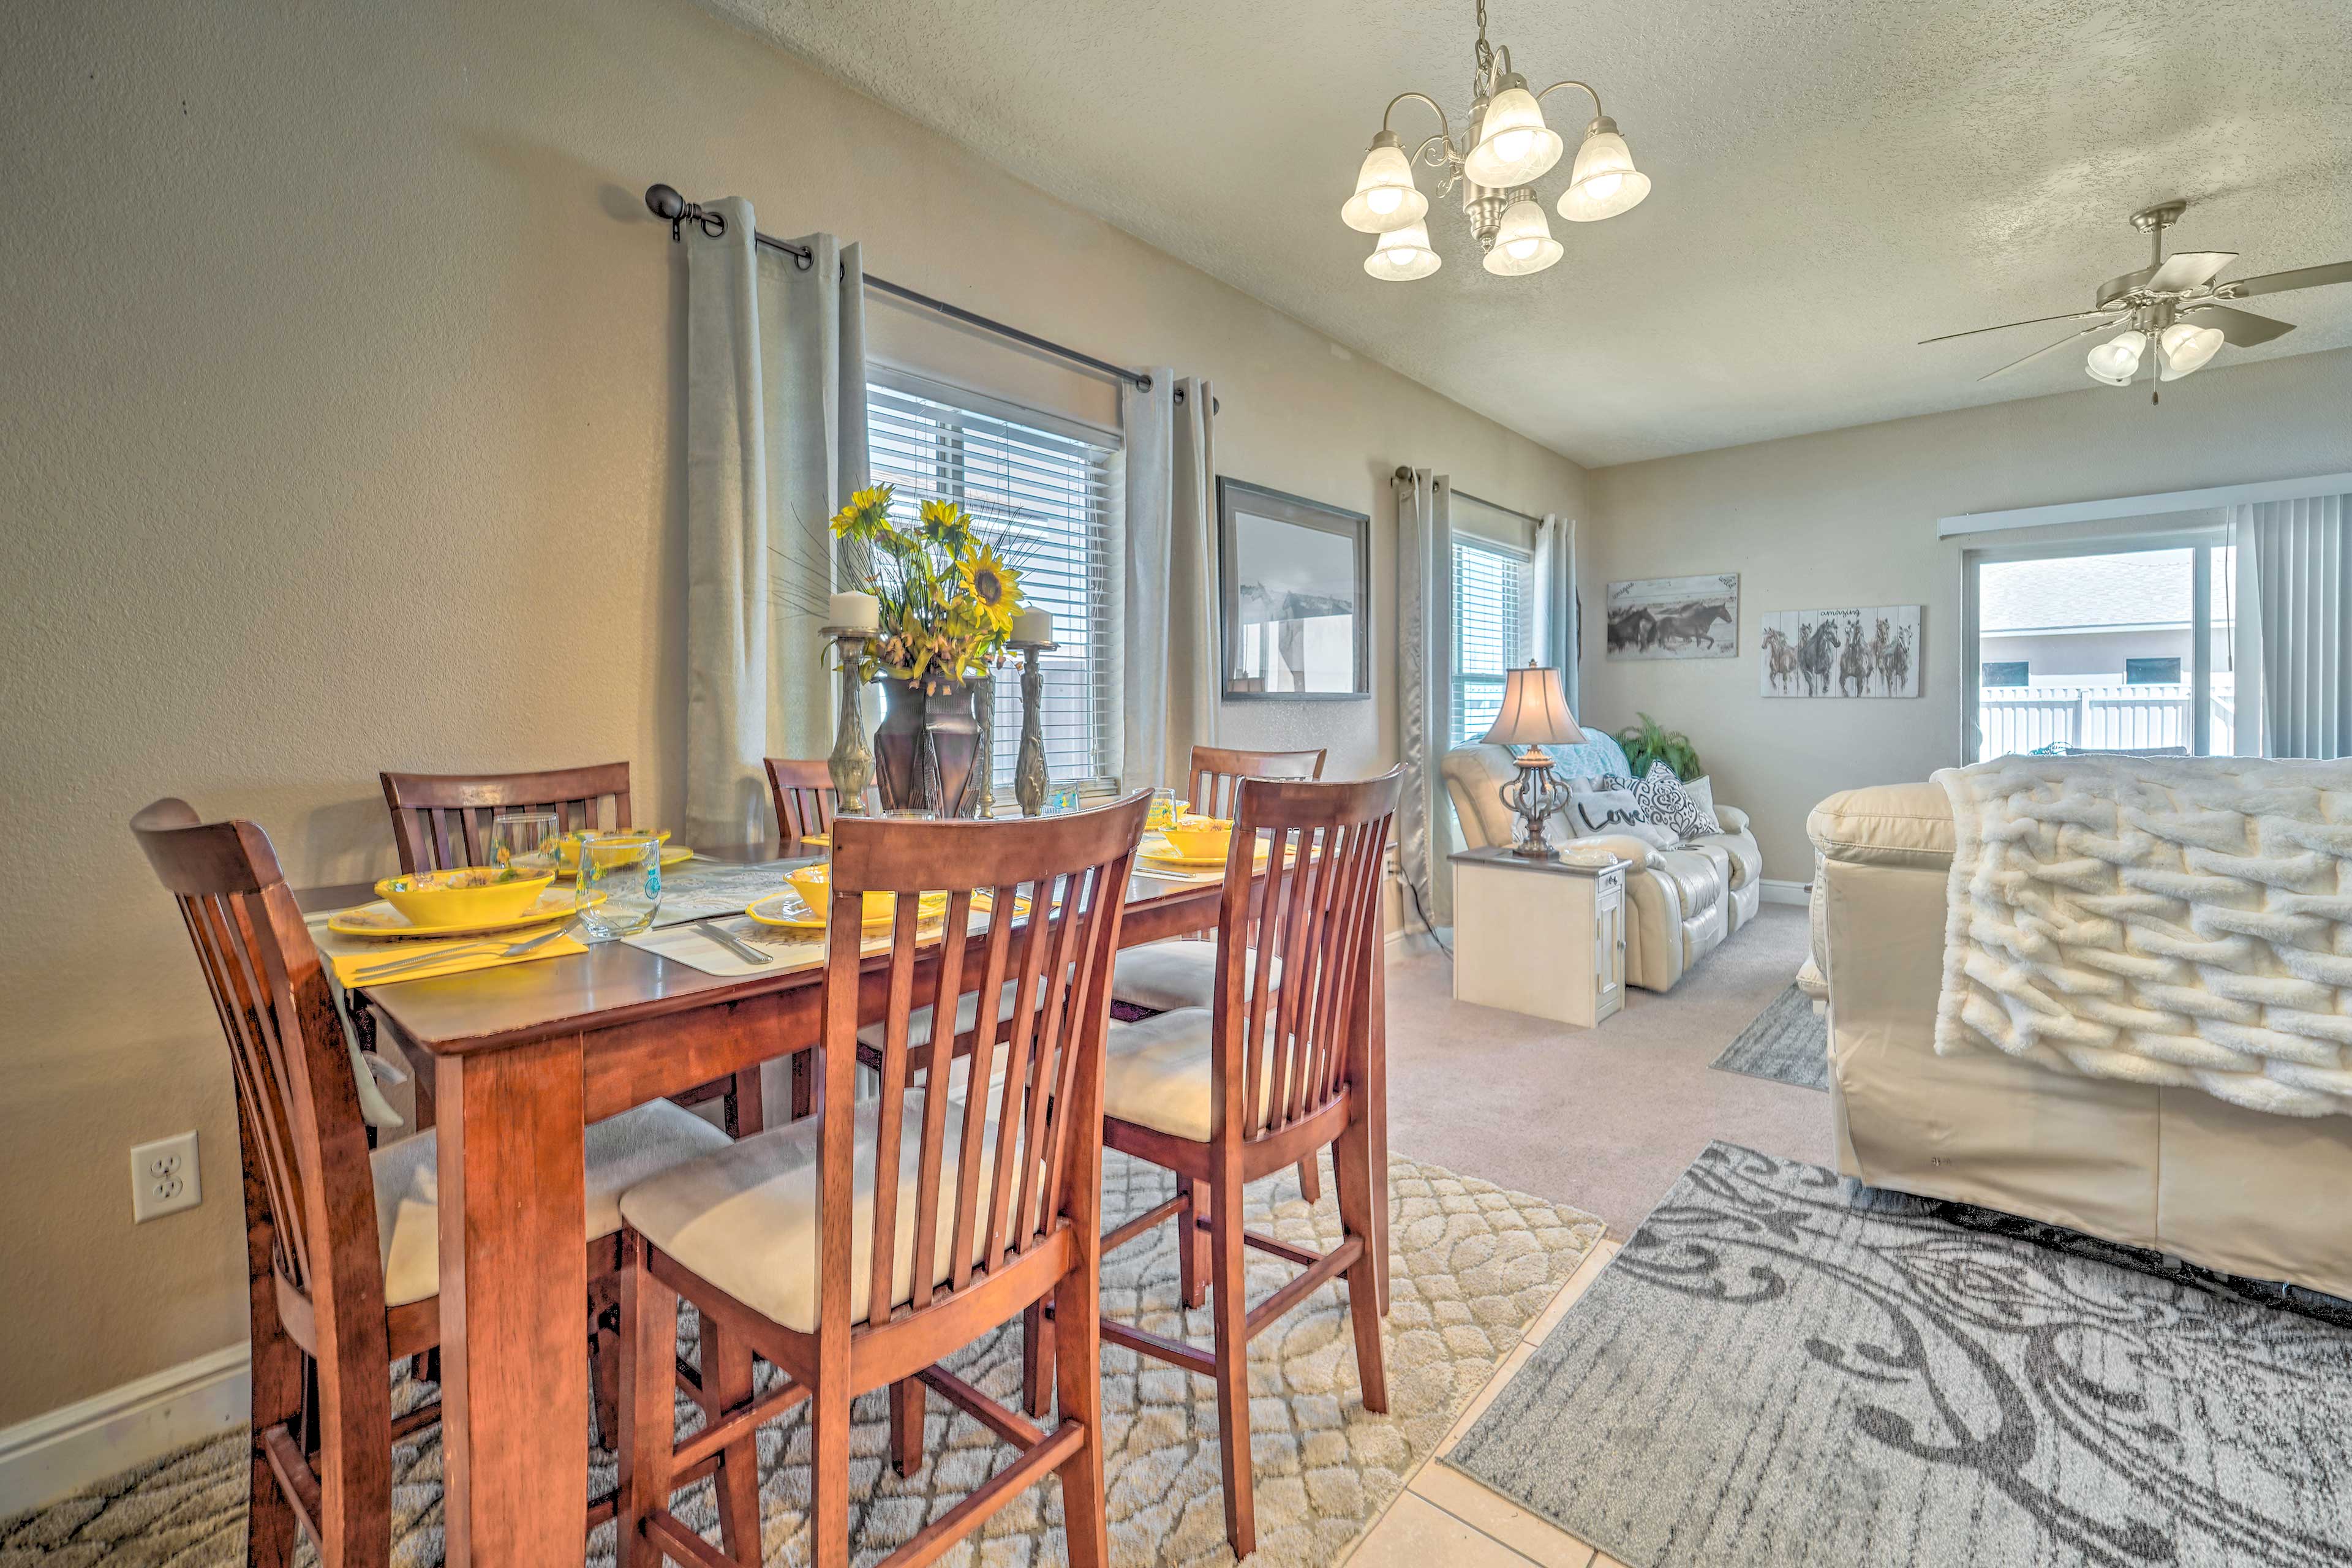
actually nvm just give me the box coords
[1979,551,2203,634]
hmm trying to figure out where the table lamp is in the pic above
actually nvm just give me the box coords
[1480,662,1585,859]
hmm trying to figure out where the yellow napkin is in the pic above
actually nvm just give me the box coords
[332,930,588,988]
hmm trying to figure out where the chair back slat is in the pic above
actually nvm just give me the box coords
[1187,745,1325,821]
[1210,771,1400,1144]
[131,801,388,1340]
[764,757,858,845]
[379,764,632,872]
[818,794,1148,1332]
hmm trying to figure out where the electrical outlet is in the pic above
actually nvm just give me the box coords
[130,1131,202,1223]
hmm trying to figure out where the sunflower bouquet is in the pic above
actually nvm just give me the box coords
[828,484,1025,695]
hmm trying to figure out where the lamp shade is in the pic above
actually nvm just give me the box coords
[2085,328,2146,386]
[1558,119,1651,222]
[2157,322,2223,381]
[1463,79,1563,189]
[1481,663,1585,747]
[1364,221,1441,281]
[1341,134,1428,234]
[1483,197,1563,276]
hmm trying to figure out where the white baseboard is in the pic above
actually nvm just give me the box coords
[0,1343,249,1518]
[1758,878,1812,907]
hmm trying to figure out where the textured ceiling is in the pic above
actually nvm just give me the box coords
[702,0,2352,466]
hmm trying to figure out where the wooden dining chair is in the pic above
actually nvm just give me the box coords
[130,800,729,1568]
[1115,743,1332,1200]
[1069,769,1399,1561]
[378,764,760,1137]
[612,793,1151,1568]
[763,755,855,848]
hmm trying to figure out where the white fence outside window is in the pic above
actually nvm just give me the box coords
[1977,680,2235,758]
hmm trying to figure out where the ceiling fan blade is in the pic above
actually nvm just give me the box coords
[2144,251,2237,292]
[2188,304,2295,347]
[1918,309,2116,346]
[2226,260,2352,298]
[1977,322,2110,381]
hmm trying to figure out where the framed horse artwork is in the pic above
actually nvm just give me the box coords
[1760,604,1922,697]
[1605,573,1740,660]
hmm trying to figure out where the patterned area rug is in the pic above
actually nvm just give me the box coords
[1444,1142,2352,1567]
[1706,984,1828,1091]
[2,1150,1599,1568]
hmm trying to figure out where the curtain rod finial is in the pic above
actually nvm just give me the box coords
[646,183,725,241]
[646,183,685,221]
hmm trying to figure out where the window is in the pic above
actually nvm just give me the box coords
[1981,660,2029,687]
[1452,536,1533,745]
[2126,657,2182,684]
[865,370,1120,791]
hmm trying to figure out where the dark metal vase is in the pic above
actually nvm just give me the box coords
[873,676,982,818]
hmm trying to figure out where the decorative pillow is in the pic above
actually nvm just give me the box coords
[1565,783,1672,845]
[1636,761,1722,840]
[1683,774,1716,818]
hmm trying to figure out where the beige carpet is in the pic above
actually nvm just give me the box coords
[1,1150,1600,1568]
[1387,904,1832,1237]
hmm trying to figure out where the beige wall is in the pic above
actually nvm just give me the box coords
[1578,345,2352,881]
[0,0,1584,1425]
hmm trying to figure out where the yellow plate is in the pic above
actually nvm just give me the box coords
[745,888,951,932]
[326,889,597,940]
[1141,836,1268,871]
[550,845,693,880]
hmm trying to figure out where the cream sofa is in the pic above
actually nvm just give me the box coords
[1811,781,2352,1300]
[1443,744,1763,992]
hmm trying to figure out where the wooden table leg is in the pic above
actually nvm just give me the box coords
[435,1035,589,1568]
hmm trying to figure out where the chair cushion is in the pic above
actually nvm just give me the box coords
[1651,848,1725,917]
[618,1093,1015,1333]
[1687,829,1760,891]
[1109,941,1283,1013]
[1101,1007,1294,1144]
[856,980,1022,1050]
[1807,782,1954,870]
[371,1099,730,1308]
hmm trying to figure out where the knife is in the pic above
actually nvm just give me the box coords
[696,919,774,966]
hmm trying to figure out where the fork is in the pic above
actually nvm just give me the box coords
[351,921,579,984]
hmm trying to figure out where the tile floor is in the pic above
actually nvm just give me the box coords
[1341,1237,1629,1568]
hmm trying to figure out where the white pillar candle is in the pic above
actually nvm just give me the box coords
[1012,608,1052,644]
[828,591,879,631]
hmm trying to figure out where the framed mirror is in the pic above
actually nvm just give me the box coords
[1216,478,1371,701]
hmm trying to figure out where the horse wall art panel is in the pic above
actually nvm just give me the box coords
[1606,573,1740,660]
[1760,604,1921,698]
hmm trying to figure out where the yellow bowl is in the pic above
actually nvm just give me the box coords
[554,828,672,872]
[374,866,557,929]
[1159,816,1234,861]
[785,863,900,926]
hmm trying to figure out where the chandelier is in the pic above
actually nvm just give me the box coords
[1342,0,1652,281]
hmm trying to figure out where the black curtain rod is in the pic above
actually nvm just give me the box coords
[646,184,1153,394]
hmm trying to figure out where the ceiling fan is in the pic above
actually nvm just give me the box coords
[1921,200,2352,402]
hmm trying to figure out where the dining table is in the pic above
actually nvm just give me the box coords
[291,832,1390,1568]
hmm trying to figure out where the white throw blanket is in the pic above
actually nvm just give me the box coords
[1935,754,2352,1118]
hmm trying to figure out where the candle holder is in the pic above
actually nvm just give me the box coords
[1011,639,1057,817]
[969,668,999,818]
[824,627,875,816]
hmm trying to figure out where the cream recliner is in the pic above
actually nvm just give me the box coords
[1442,744,1763,992]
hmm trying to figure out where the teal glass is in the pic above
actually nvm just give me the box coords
[575,831,662,941]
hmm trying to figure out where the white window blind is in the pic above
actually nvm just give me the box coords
[1452,536,1533,745]
[865,369,1121,790]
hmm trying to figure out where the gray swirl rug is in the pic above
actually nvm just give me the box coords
[1443,1141,2352,1567]
[0,1149,1599,1568]
[1706,984,1828,1091]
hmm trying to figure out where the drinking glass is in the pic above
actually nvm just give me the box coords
[1147,788,1179,830]
[575,831,663,940]
[488,810,560,876]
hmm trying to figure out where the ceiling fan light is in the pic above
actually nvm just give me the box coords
[1558,119,1651,221]
[1483,198,1562,276]
[1463,80,1563,188]
[1341,134,1429,233]
[1365,221,1441,281]
[2084,329,2147,385]
[2158,322,2224,380]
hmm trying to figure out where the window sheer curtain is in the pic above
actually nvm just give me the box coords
[1117,372,1218,790]
[1533,514,1579,713]
[681,202,869,848]
[1396,467,1455,931]
[2234,493,2351,759]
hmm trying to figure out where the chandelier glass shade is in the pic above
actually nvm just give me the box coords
[2158,322,2224,380]
[1344,1,1649,282]
[2084,329,2146,385]
[1365,221,1442,281]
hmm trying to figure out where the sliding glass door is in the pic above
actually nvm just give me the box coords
[1962,532,2236,761]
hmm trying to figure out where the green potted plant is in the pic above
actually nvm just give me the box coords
[1615,712,1703,781]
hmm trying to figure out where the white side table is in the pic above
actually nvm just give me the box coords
[1449,847,1627,1027]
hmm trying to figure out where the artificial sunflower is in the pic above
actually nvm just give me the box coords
[829,484,895,546]
[918,497,973,556]
[956,543,1020,636]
